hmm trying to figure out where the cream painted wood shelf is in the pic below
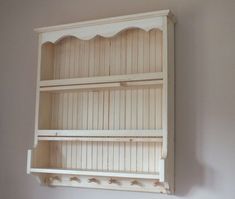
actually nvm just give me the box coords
[27,10,175,194]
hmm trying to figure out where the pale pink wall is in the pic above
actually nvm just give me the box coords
[0,0,235,198]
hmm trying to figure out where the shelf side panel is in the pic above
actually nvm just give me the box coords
[165,18,175,193]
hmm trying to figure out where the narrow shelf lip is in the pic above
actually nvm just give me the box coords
[40,80,163,92]
[39,72,163,87]
[38,136,163,142]
[40,82,121,92]
[37,129,163,138]
[30,168,160,179]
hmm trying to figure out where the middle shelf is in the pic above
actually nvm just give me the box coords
[38,85,162,130]
[39,72,163,93]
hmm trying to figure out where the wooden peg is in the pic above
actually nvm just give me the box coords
[130,180,142,186]
[108,178,120,185]
[153,180,161,187]
[49,176,61,183]
[88,178,100,184]
[70,176,80,183]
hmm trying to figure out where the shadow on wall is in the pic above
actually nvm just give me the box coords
[173,7,216,196]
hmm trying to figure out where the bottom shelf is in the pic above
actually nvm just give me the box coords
[27,134,171,193]
[30,168,159,179]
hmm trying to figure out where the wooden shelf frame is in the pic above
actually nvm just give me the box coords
[27,10,175,194]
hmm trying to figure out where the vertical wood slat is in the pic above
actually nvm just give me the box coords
[103,91,109,171]
[113,35,121,171]
[149,30,156,73]
[125,29,132,172]
[156,29,163,72]
[143,31,150,73]
[108,90,114,171]
[136,29,144,173]
[87,39,95,173]
[92,92,99,170]
[97,37,105,171]
[102,36,110,171]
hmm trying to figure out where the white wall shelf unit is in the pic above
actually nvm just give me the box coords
[27,9,175,194]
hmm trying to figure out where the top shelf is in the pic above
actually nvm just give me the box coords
[40,28,164,83]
